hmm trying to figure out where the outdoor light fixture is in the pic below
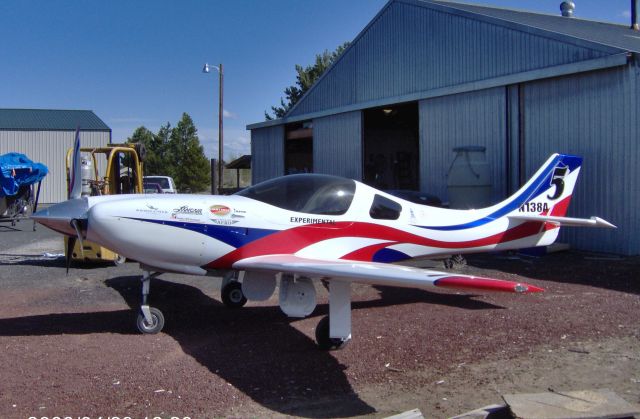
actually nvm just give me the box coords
[202,63,220,74]
[382,108,393,115]
[202,62,224,195]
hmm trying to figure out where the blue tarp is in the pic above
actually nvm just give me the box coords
[0,153,48,197]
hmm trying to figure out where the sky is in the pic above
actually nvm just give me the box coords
[0,0,635,161]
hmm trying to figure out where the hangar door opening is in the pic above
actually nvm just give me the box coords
[363,103,419,190]
[285,121,312,174]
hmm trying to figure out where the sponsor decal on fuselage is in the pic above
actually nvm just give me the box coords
[136,203,169,215]
[170,205,204,222]
[290,217,336,225]
[210,218,239,225]
[173,205,203,216]
[209,204,239,225]
[210,205,231,217]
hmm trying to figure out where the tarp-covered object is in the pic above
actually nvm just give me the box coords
[0,153,48,197]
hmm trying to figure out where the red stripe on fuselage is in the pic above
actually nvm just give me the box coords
[205,220,547,269]
[341,241,399,261]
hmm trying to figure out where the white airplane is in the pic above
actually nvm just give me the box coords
[33,135,615,349]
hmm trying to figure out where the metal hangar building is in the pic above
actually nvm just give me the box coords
[247,0,640,255]
[0,109,111,204]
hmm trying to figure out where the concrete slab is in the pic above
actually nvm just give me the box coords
[385,408,424,419]
[503,388,640,419]
[450,404,509,419]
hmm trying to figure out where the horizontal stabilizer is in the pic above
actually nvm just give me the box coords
[508,214,616,229]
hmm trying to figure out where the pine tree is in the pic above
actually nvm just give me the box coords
[167,113,210,193]
[129,125,169,176]
[266,42,350,120]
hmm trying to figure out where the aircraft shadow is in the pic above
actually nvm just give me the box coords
[108,276,376,418]
[464,252,640,296]
[0,276,372,417]
[0,275,504,417]
[362,286,503,311]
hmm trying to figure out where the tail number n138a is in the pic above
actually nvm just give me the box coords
[519,202,549,213]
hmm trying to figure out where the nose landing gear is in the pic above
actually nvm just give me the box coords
[137,306,165,334]
[136,270,165,334]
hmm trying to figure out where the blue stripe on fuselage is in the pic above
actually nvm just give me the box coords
[417,154,582,231]
[122,217,277,248]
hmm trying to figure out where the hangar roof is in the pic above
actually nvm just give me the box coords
[430,0,640,53]
[0,109,111,131]
[249,0,639,130]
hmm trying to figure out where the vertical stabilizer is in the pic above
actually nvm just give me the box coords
[508,154,582,219]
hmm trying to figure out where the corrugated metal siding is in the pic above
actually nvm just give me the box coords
[522,65,638,254]
[419,87,507,204]
[0,130,109,203]
[289,1,608,118]
[251,125,284,184]
[313,111,362,179]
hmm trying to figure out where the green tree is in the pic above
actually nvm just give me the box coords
[152,122,173,176]
[167,113,210,192]
[265,42,350,120]
[129,125,170,176]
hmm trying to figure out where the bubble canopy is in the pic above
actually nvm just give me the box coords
[236,174,356,216]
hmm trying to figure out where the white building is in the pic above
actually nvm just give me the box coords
[0,109,111,203]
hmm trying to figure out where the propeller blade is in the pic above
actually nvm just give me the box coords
[70,219,84,252]
[66,235,76,274]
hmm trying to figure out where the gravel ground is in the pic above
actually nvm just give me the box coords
[0,223,639,418]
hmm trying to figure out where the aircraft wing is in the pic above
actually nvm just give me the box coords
[233,255,543,293]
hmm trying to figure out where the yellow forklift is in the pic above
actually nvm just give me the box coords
[64,143,145,265]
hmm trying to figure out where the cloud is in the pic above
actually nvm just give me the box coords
[199,127,251,161]
[223,109,237,119]
[621,10,631,18]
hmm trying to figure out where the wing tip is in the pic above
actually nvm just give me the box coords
[434,276,544,293]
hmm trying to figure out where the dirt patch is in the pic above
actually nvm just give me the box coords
[0,226,639,418]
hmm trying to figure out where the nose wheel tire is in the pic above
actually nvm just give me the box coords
[315,316,348,350]
[221,281,247,308]
[136,307,165,334]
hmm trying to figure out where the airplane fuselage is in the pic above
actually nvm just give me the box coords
[79,173,567,276]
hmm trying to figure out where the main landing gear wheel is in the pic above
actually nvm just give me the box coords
[444,254,467,269]
[221,281,247,308]
[136,307,165,334]
[315,316,348,350]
